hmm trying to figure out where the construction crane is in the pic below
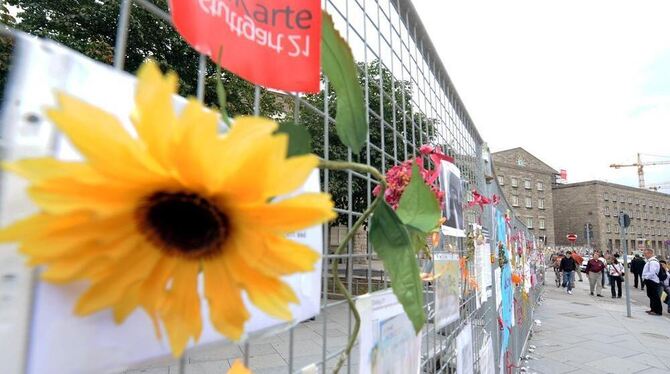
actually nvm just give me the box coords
[609,153,670,188]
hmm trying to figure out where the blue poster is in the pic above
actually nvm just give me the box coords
[496,210,514,352]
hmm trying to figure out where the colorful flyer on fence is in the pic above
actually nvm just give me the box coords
[439,160,465,237]
[357,290,421,374]
[0,36,324,374]
[170,0,322,92]
[433,252,460,328]
[455,323,473,374]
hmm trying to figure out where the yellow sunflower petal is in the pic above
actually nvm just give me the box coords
[112,282,141,324]
[40,252,111,284]
[236,193,336,233]
[132,60,178,167]
[170,99,220,190]
[160,261,202,357]
[3,158,101,184]
[207,117,279,192]
[265,154,319,197]
[0,212,90,243]
[231,230,319,276]
[228,360,252,374]
[228,255,298,320]
[203,259,249,340]
[28,177,144,215]
[74,243,160,316]
[220,133,288,202]
[46,92,166,183]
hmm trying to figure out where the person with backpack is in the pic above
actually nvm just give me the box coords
[560,250,577,294]
[607,257,625,298]
[585,250,605,297]
[642,248,665,315]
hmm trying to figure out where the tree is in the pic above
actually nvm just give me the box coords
[0,0,284,116]
[299,60,438,222]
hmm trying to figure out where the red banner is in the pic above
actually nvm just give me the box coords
[170,0,322,93]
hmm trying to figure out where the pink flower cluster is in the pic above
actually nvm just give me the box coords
[372,145,452,209]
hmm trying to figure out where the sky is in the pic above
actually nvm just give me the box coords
[412,0,670,191]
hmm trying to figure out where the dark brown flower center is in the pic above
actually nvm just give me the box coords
[137,191,228,258]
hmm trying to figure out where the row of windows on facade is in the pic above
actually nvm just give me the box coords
[509,196,545,209]
[603,192,670,211]
[603,206,670,222]
[497,176,544,191]
[605,222,667,236]
[523,217,546,230]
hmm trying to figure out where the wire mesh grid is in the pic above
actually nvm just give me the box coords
[0,0,545,372]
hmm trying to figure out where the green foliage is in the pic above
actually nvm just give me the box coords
[300,60,439,222]
[0,0,284,116]
[275,122,312,157]
[369,201,425,333]
[396,162,441,233]
[321,12,366,154]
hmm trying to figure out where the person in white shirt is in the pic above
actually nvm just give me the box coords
[607,257,625,298]
[642,248,662,315]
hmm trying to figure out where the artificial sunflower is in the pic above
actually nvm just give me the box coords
[0,60,335,356]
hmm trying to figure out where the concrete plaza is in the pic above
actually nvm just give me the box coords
[527,272,670,374]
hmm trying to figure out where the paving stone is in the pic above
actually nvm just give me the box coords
[585,356,650,374]
[187,343,242,363]
[626,353,670,370]
[246,353,287,370]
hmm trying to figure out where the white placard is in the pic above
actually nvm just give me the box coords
[455,323,473,374]
[494,268,502,308]
[358,290,422,374]
[1,33,324,374]
[433,252,460,328]
[479,335,495,374]
[439,160,465,237]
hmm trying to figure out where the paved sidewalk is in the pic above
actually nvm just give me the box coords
[528,272,670,374]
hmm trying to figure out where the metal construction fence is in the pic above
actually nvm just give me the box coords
[0,0,545,373]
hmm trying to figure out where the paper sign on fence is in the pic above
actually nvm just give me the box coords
[170,0,322,93]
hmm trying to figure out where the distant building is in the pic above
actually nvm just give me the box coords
[492,148,560,248]
[553,181,670,257]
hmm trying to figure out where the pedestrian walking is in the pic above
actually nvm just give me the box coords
[607,257,624,298]
[571,251,584,285]
[560,250,577,294]
[660,260,670,314]
[600,253,609,287]
[631,254,646,290]
[585,251,605,297]
[642,248,664,316]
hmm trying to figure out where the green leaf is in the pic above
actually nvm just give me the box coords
[275,122,312,157]
[321,11,367,154]
[406,225,428,254]
[395,163,441,233]
[370,201,426,333]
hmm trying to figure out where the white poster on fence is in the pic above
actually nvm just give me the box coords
[456,323,473,374]
[494,267,502,308]
[439,160,465,237]
[358,290,422,374]
[433,252,460,328]
[474,238,489,305]
[479,335,495,374]
[1,34,324,374]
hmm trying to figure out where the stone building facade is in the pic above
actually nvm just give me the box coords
[553,181,670,257]
[492,148,559,248]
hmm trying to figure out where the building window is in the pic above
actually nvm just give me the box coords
[511,195,519,207]
[612,194,617,202]
[538,198,545,209]
[604,192,609,200]
[497,175,504,185]
[517,158,525,167]
[539,218,545,230]
[615,225,620,234]
[511,178,518,188]
[537,181,544,191]
[614,210,619,217]
[607,223,611,233]
[524,180,531,189]
[526,217,533,228]
[525,197,532,208]
[604,206,609,216]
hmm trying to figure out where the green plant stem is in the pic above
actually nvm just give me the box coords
[215,47,232,127]
[318,159,386,374]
